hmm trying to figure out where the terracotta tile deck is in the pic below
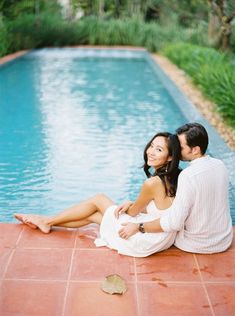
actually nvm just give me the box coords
[0,223,234,316]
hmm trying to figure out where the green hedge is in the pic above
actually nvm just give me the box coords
[162,43,235,128]
[5,15,208,53]
[0,17,9,57]
[6,13,87,51]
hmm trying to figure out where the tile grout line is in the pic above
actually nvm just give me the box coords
[61,229,79,316]
[3,278,68,282]
[1,227,25,280]
[16,246,110,251]
[6,278,234,285]
[193,254,216,316]
[15,226,25,247]
[2,277,138,283]
[2,249,16,280]
[136,280,209,284]
[133,257,141,316]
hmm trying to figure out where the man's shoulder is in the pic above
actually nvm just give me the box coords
[208,156,226,169]
[178,167,192,181]
[180,156,226,178]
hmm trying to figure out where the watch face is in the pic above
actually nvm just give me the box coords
[139,223,145,233]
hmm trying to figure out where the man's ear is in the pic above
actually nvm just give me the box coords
[192,146,201,156]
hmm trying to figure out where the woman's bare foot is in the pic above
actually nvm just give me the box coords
[14,213,37,229]
[25,215,51,233]
[14,213,51,233]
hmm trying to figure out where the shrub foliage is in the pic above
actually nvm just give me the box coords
[162,43,235,127]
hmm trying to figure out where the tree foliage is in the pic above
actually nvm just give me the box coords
[69,0,208,24]
[0,0,235,52]
[208,0,235,51]
[0,0,62,19]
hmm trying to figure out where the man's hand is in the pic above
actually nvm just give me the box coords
[118,222,139,239]
[114,201,133,218]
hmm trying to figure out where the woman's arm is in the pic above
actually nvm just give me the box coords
[114,200,133,218]
[126,177,160,217]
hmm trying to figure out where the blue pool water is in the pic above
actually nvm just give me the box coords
[0,48,234,223]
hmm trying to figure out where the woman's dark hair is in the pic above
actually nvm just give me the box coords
[176,122,208,154]
[142,132,181,197]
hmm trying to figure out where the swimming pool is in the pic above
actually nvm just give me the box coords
[0,48,234,223]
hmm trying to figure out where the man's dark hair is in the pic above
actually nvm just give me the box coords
[176,122,208,154]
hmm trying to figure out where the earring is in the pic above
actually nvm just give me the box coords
[165,162,169,172]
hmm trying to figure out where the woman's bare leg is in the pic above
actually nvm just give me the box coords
[56,212,102,228]
[14,214,101,230]
[14,194,113,233]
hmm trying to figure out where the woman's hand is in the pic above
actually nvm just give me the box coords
[114,200,133,218]
[118,222,139,239]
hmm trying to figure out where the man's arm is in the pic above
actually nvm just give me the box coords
[118,219,163,239]
[119,172,194,239]
[160,172,194,232]
[143,218,163,232]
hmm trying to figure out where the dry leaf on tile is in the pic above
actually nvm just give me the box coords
[101,274,127,295]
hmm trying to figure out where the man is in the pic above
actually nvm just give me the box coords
[119,122,233,253]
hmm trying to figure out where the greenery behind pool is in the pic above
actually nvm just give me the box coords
[1,1,235,129]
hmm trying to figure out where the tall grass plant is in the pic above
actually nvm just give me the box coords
[5,15,209,53]
[0,16,9,57]
[162,43,235,127]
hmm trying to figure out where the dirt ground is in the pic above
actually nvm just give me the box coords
[153,54,235,151]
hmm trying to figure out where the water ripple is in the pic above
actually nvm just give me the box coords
[0,49,186,222]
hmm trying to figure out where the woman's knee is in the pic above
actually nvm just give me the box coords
[88,212,102,224]
[93,193,109,201]
[91,193,114,212]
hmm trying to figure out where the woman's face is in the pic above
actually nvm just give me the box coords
[146,136,171,170]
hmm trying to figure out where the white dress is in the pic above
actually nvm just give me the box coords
[94,200,176,257]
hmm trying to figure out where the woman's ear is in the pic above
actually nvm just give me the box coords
[167,156,172,162]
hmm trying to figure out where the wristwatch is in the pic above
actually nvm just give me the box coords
[139,223,145,233]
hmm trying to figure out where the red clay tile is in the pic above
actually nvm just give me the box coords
[228,227,235,250]
[196,251,235,281]
[64,282,137,316]
[0,247,12,278]
[76,224,100,249]
[138,283,211,316]
[0,223,23,248]
[206,283,235,316]
[0,279,66,316]
[0,223,235,315]
[18,226,77,248]
[5,248,72,280]
[135,249,200,282]
[71,249,135,281]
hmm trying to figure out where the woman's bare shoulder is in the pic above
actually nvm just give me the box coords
[144,176,163,189]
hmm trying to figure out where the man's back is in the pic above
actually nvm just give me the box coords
[160,155,233,253]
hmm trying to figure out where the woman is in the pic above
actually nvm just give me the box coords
[14,132,181,257]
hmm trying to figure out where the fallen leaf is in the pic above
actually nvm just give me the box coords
[101,274,127,295]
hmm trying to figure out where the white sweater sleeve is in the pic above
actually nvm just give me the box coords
[160,172,194,232]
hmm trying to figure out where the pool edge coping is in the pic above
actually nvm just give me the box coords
[147,54,235,175]
[147,52,235,218]
[0,50,30,66]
